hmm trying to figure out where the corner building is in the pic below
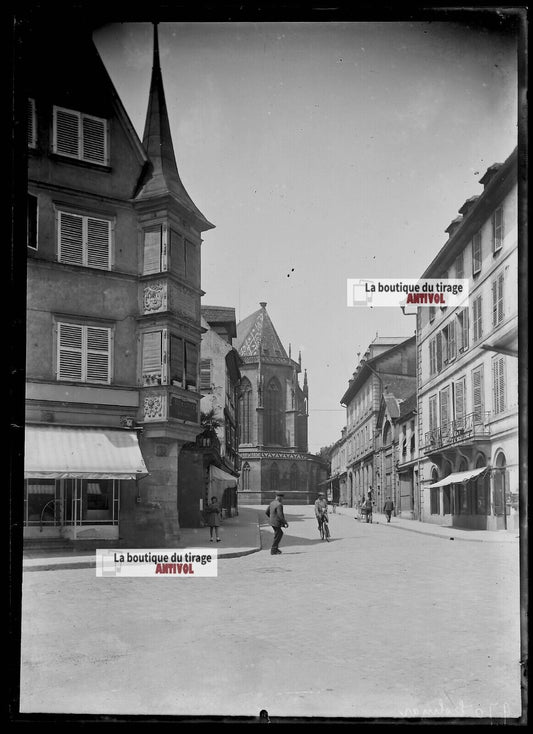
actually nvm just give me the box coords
[236,303,326,504]
[23,20,213,547]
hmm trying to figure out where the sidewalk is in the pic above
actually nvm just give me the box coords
[22,506,263,572]
[333,505,520,543]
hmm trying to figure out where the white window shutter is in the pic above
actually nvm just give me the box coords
[87,217,111,269]
[58,323,83,380]
[86,326,111,383]
[472,367,484,421]
[143,229,162,274]
[161,328,169,385]
[161,224,168,272]
[58,212,84,264]
[54,107,80,157]
[454,378,465,420]
[82,115,107,165]
[142,332,163,384]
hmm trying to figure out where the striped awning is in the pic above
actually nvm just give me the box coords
[209,465,238,488]
[24,425,149,479]
[428,467,486,488]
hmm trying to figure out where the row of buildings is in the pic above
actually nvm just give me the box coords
[326,146,519,532]
[21,19,324,549]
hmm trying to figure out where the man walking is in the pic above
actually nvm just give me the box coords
[383,496,394,523]
[266,491,289,555]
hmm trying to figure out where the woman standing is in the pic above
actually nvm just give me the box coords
[205,496,222,542]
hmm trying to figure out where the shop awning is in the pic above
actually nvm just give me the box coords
[209,465,238,488]
[428,467,486,488]
[24,425,149,480]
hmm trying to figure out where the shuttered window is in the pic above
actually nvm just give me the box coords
[472,231,482,275]
[492,207,504,253]
[57,323,111,383]
[454,377,466,427]
[200,359,212,391]
[492,271,504,327]
[472,295,483,342]
[472,366,484,422]
[58,211,112,269]
[53,106,108,165]
[169,335,184,387]
[428,395,438,432]
[28,98,36,148]
[492,356,506,414]
[185,341,198,389]
[436,331,443,372]
[429,338,437,376]
[142,331,167,386]
[143,225,167,274]
[439,386,450,431]
[457,308,469,351]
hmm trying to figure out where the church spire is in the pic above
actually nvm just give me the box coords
[136,23,214,230]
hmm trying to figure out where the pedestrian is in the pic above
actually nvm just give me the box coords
[265,491,289,555]
[383,496,394,523]
[204,496,222,542]
[363,492,373,523]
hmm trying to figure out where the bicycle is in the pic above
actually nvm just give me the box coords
[318,514,330,541]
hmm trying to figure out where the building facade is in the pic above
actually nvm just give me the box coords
[235,303,326,504]
[178,307,241,527]
[417,148,518,530]
[340,336,416,513]
[23,22,213,546]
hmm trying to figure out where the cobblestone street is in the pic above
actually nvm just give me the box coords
[19,506,522,720]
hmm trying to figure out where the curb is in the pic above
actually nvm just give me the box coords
[23,516,263,571]
[335,509,519,544]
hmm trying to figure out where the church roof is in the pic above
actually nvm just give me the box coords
[236,303,288,359]
[135,24,214,231]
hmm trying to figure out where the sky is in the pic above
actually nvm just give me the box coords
[94,17,518,454]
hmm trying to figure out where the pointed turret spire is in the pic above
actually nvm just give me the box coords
[298,350,302,369]
[136,23,214,230]
[303,368,308,396]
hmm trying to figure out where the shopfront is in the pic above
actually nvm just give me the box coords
[24,425,148,541]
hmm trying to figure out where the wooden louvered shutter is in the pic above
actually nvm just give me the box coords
[54,108,80,157]
[492,356,505,414]
[58,323,83,380]
[472,366,484,422]
[86,327,111,383]
[142,332,163,385]
[454,378,465,428]
[58,212,83,264]
[82,115,107,165]
[185,341,198,388]
[439,387,450,431]
[87,217,111,269]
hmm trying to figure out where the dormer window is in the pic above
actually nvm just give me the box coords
[53,106,109,166]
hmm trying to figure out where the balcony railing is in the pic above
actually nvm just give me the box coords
[423,412,491,453]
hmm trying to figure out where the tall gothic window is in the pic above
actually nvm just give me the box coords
[290,463,299,491]
[270,463,279,492]
[241,462,251,491]
[239,378,252,443]
[265,377,283,445]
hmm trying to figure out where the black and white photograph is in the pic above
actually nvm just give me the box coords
[10,2,526,725]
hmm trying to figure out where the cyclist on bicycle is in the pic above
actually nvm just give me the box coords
[314,491,329,535]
